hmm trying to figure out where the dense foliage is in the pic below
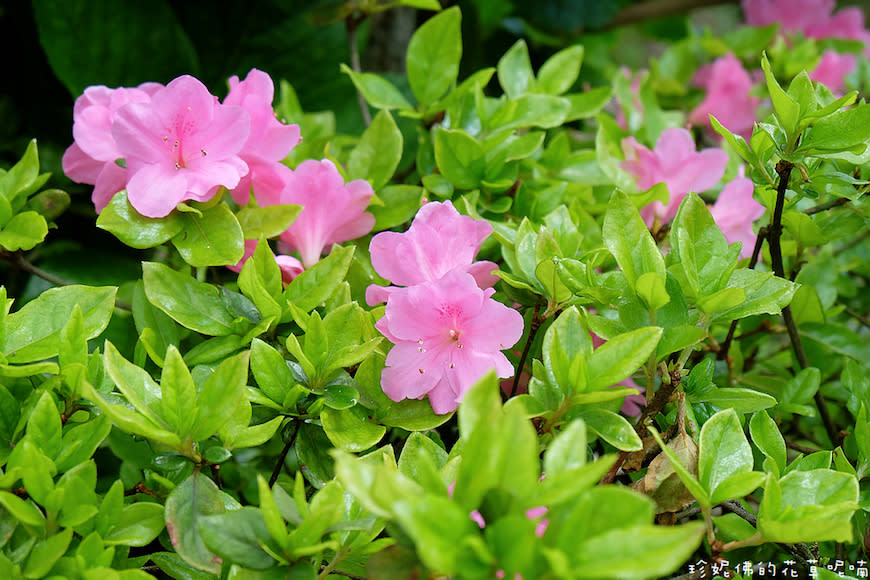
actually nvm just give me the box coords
[1,1,870,578]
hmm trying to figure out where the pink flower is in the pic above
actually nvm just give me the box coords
[743,0,870,55]
[224,69,301,206]
[376,270,523,414]
[277,159,374,268]
[227,239,304,285]
[621,128,728,227]
[525,506,549,538]
[689,54,760,142]
[469,510,486,528]
[366,201,499,306]
[62,83,162,212]
[809,50,857,94]
[709,169,766,260]
[112,75,250,218]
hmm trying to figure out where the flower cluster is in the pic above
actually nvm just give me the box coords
[689,53,760,141]
[621,127,729,227]
[367,201,524,414]
[64,69,375,277]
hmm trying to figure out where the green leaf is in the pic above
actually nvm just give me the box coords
[32,0,199,96]
[0,211,48,251]
[200,507,276,570]
[250,338,295,405]
[758,470,859,543]
[172,203,245,267]
[782,210,825,246]
[433,128,485,190]
[82,379,181,449]
[497,39,535,99]
[236,204,302,240]
[406,7,462,105]
[55,413,111,473]
[537,45,584,95]
[603,190,666,290]
[711,269,797,322]
[750,410,786,475]
[27,391,62,461]
[572,522,705,579]
[579,408,642,451]
[191,350,249,441]
[142,262,236,336]
[392,495,478,574]
[238,241,282,323]
[760,52,800,139]
[697,409,753,498]
[321,406,386,452]
[669,193,738,302]
[370,185,424,230]
[104,502,165,546]
[282,245,354,313]
[59,304,87,372]
[544,419,587,477]
[799,101,870,154]
[488,94,571,130]
[340,64,412,110]
[97,190,184,248]
[587,327,662,392]
[5,284,116,363]
[160,346,198,437]
[0,490,45,530]
[22,528,72,578]
[564,86,613,121]
[348,110,403,190]
[165,472,241,574]
[0,139,40,203]
[710,471,765,505]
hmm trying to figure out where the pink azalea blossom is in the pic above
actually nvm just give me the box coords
[366,200,499,306]
[62,83,162,212]
[621,128,728,227]
[525,506,550,538]
[112,75,250,218]
[469,510,486,528]
[689,54,760,142]
[809,50,857,94]
[227,239,304,285]
[743,0,870,54]
[224,69,301,206]
[709,168,766,260]
[376,270,523,415]
[276,159,375,268]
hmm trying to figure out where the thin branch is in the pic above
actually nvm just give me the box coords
[510,302,542,398]
[4,252,133,311]
[720,500,813,565]
[803,197,849,215]
[269,419,301,487]
[602,0,739,30]
[843,307,870,330]
[769,161,838,446]
[346,14,372,127]
[718,227,768,361]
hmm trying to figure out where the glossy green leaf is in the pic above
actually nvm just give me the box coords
[370,185,424,230]
[406,7,462,105]
[799,101,870,154]
[579,408,642,451]
[348,109,403,190]
[172,203,244,267]
[544,419,587,477]
[282,245,354,313]
[750,410,786,475]
[200,507,276,570]
[27,391,62,461]
[760,52,800,138]
[340,64,412,110]
[235,204,302,240]
[433,128,485,189]
[698,409,754,498]
[22,528,72,578]
[142,262,237,336]
[497,39,535,99]
[0,211,48,251]
[97,190,184,248]
[537,45,583,95]
[712,269,797,322]
[603,190,665,290]
[165,472,241,574]
[191,350,249,441]
[321,405,386,452]
[5,284,116,363]
[104,502,165,546]
[587,326,662,392]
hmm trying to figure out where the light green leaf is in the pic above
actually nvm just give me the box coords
[497,39,535,99]
[433,128,485,189]
[191,350,250,441]
[97,190,184,248]
[340,64,413,110]
[750,410,786,475]
[587,327,662,392]
[142,262,236,336]
[698,409,754,498]
[282,245,354,313]
[0,211,48,251]
[580,408,642,451]
[537,45,584,96]
[104,502,165,546]
[321,406,386,452]
[348,109,403,190]
[5,284,116,363]
[172,203,244,267]
[406,7,462,105]
[235,204,301,240]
